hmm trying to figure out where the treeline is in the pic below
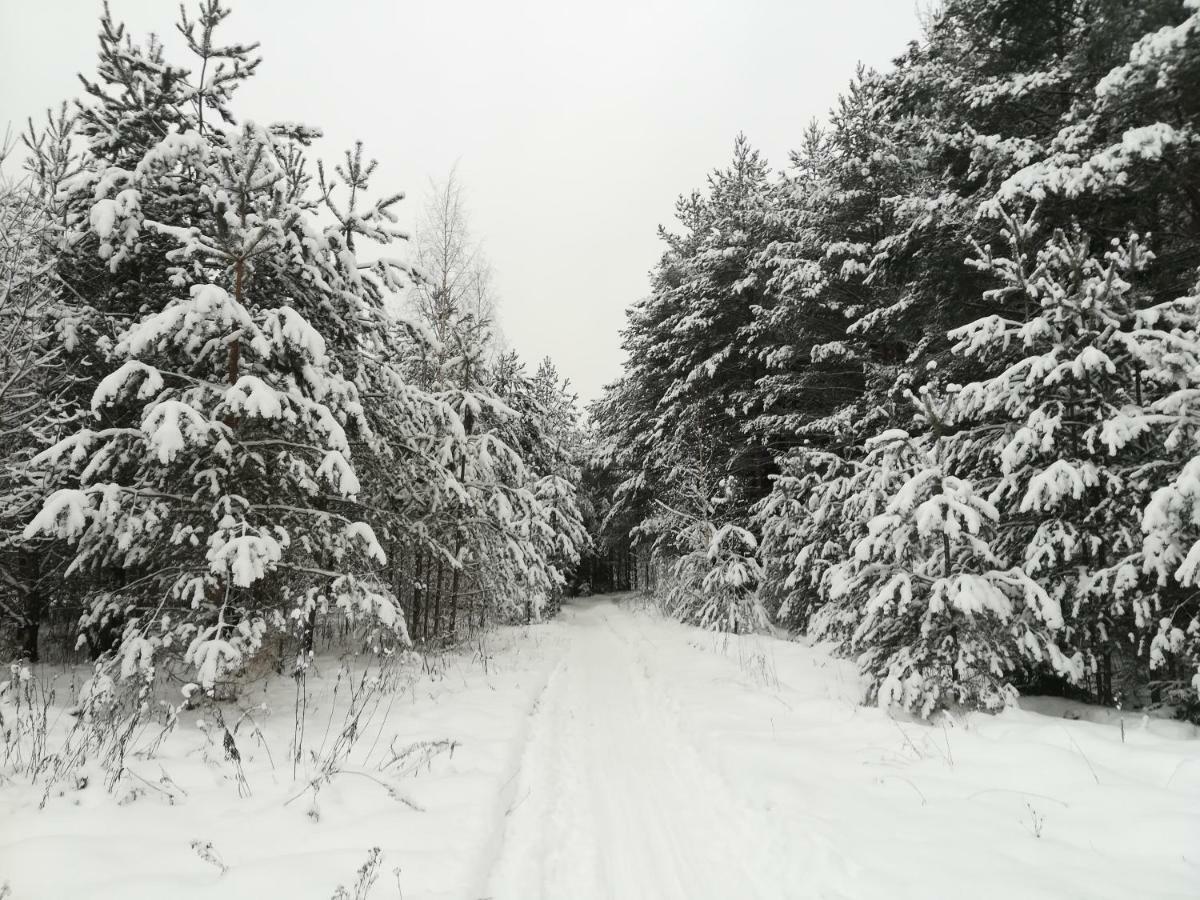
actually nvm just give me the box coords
[592,0,1200,718]
[0,2,588,688]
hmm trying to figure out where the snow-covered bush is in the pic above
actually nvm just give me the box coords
[662,521,767,633]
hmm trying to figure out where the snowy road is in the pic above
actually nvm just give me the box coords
[4,594,1197,900]
[484,596,803,899]
[481,594,1200,900]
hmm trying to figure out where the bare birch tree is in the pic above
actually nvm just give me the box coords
[409,166,502,377]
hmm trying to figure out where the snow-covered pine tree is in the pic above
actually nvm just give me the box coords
[748,69,934,630]
[815,428,1073,716]
[862,0,1190,412]
[523,358,589,613]
[24,3,412,688]
[591,0,1200,718]
[745,70,906,449]
[662,517,766,634]
[615,429,759,631]
[76,3,195,168]
[944,208,1179,703]
[755,446,870,632]
[598,136,781,544]
[993,0,1199,302]
[756,0,1200,713]
[486,354,588,623]
[1129,276,1200,714]
[1095,260,1200,714]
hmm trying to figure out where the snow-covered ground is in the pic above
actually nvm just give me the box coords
[3,594,1199,899]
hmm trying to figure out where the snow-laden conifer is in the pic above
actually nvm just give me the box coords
[24,3,416,687]
[815,429,1073,715]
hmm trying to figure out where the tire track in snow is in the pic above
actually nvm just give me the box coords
[481,596,788,899]
[466,632,573,897]
[605,605,860,898]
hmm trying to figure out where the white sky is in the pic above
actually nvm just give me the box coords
[1,0,923,403]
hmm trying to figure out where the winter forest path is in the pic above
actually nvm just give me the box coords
[4,594,1195,899]
[475,594,1200,900]
[481,594,793,899]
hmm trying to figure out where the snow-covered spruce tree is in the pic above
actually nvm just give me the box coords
[814,429,1073,716]
[24,3,412,688]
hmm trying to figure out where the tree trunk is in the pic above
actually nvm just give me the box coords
[1099,649,1114,706]
[18,548,44,662]
[433,558,444,639]
[19,597,42,663]
[449,533,462,641]
[302,605,317,654]
[393,543,406,632]
[414,550,425,643]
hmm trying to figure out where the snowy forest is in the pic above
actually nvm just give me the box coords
[0,3,592,681]
[591,0,1200,721]
[2,1,1200,898]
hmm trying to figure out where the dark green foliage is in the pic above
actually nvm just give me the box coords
[594,0,1200,717]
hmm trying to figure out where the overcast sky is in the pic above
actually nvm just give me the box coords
[1,0,923,403]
